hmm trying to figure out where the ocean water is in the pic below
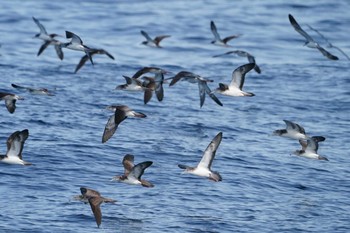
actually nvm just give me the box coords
[0,0,350,232]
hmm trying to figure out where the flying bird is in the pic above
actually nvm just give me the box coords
[79,187,115,228]
[210,20,241,47]
[293,136,328,161]
[32,16,64,60]
[0,92,24,113]
[213,50,261,74]
[11,83,54,96]
[131,67,169,101]
[112,154,154,187]
[170,71,223,108]
[178,132,223,182]
[60,31,94,65]
[102,105,146,143]
[272,120,308,140]
[288,14,338,60]
[140,30,170,48]
[214,63,255,97]
[0,129,31,165]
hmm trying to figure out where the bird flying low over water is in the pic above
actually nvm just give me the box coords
[132,67,169,102]
[213,50,261,74]
[11,83,54,96]
[273,120,308,140]
[79,187,115,228]
[32,16,64,60]
[210,20,241,47]
[60,31,94,65]
[140,30,171,48]
[102,105,147,143]
[293,136,328,161]
[214,63,255,97]
[169,71,223,108]
[0,129,31,165]
[178,132,223,182]
[288,14,338,60]
[0,92,24,113]
[112,154,154,187]
[74,48,114,73]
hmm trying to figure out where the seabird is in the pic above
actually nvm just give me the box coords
[273,120,308,140]
[60,31,94,65]
[0,129,31,165]
[74,48,115,73]
[112,154,154,187]
[213,50,261,74]
[131,67,168,101]
[169,71,223,107]
[210,20,241,47]
[0,92,24,113]
[11,83,54,96]
[32,16,64,60]
[178,132,223,182]
[102,105,146,143]
[74,187,116,204]
[140,30,170,48]
[79,187,115,228]
[288,14,338,60]
[293,136,328,161]
[214,63,255,97]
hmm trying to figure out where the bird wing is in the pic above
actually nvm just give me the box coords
[88,197,103,228]
[75,55,89,73]
[102,114,117,143]
[32,17,48,35]
[37,41,51,56]
[5,99,16,114]
[65,31,83,45]
[131,67,153,79]
[129,161,153,180]
[210,21,221,40]
[122,154,134,176]
[140,30,153,42]
[154,35,170,46]
[288,14,315,43]
[316,45,339,60]
[230,63,255,90]
[198,132,223,169]
[222,35,241,44]
[6,129,29,160]
[54,44,64,60]
[283,120,306,134]
[198,80,206,108]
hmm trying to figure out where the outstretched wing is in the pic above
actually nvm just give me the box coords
[122,154,134,176]
[6,129,29,160]
[32,17,47,35]
[66,31,83,45]
[210,21,221,40]
[130,161,153,180]
[288,14,314,43]
[140,30,153,42]
[198,132,223,169]
[230,63,255,90]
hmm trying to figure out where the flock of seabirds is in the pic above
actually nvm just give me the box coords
[0,13,347,228]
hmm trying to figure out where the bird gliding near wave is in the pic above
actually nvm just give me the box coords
[178,132,223,182]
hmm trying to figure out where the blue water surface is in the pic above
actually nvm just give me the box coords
[0,0,350,232]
